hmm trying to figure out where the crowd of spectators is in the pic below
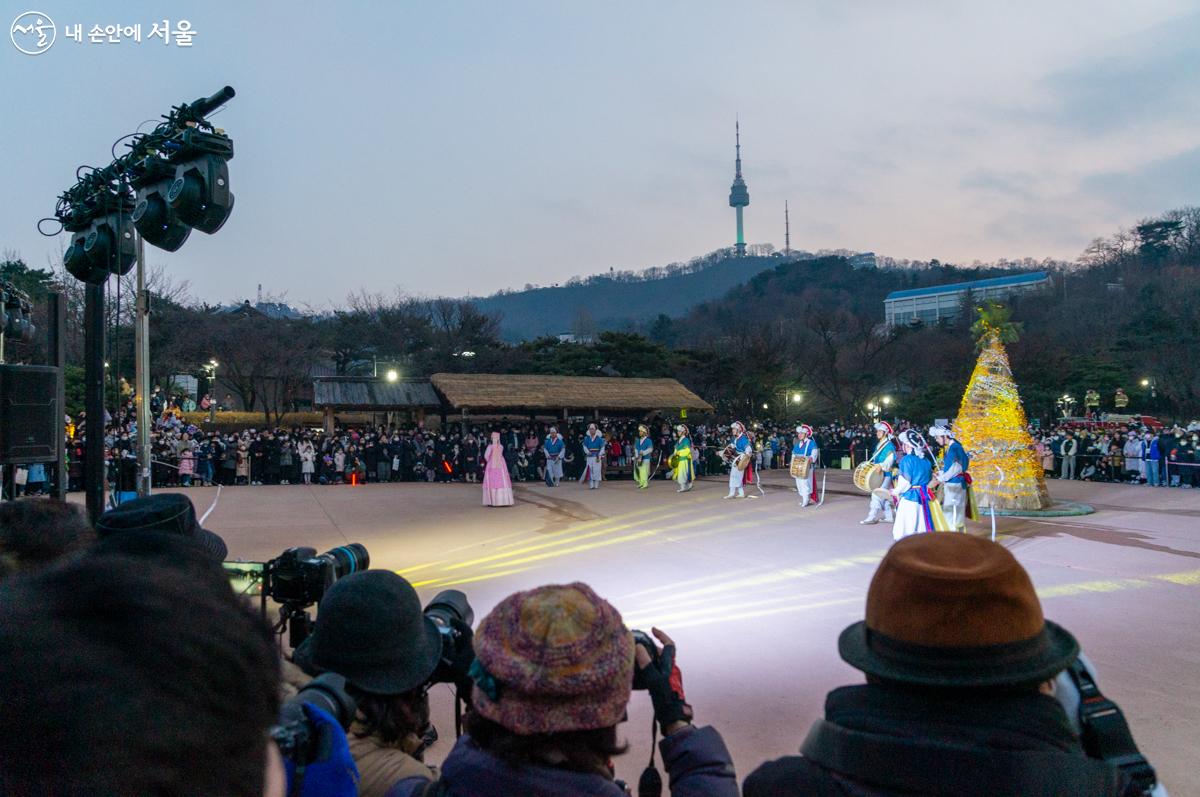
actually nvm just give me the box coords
[38,387,1200,496]
[1034,423,1200,487]
[0,492,1161,796]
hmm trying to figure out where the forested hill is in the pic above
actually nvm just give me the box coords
[473,252,790,341]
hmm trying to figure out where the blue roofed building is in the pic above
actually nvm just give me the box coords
[884,271,1052,326]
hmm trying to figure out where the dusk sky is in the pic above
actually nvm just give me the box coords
[4,1,1198,307]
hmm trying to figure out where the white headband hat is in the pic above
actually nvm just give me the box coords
[796,424,812,436]
[902,428,927,457]
[873,421,893,436]
[928,425,952,438]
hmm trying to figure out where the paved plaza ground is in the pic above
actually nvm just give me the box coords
[164,469,1199,792]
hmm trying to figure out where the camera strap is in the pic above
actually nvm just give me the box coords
[637,715,663,797]
[1067,660,1157,794]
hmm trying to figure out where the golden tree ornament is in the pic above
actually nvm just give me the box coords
[953,305,1050,511]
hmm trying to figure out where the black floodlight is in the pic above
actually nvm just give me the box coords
[131,156,192,252]
[82,212,137,278]
[3,295,35,341]
[166,129,235,234]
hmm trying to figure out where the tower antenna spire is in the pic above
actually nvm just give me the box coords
[735,117,742,177]
[784,201,791,255]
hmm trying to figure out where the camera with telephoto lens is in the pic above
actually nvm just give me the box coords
[265,544,369,648]
[423,589,476,688]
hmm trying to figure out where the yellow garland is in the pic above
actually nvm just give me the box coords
[953,334,1051,511]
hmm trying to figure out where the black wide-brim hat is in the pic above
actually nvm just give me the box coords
[95,493,227,562]
[838,534,1079,688]
[838,619,1079,688]
[292,570,444,695]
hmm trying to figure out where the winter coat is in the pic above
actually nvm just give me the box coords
[386,725,737,797]
[350,730,437,797]
[743,684,1140,797]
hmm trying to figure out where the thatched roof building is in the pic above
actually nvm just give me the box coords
[313,377,440,410]
[309,373,712,431]
[430,373,713,414]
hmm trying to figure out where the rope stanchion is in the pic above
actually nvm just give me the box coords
[199,484,222,526]
[990,465,1004,542]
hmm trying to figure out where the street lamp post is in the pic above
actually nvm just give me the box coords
[204,360,218,423]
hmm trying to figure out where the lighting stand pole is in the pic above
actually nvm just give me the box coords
[48,292,67,500]
[134,231,152,497]
[84,282,106,523]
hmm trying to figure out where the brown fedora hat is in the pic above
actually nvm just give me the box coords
[839,534,1078,687]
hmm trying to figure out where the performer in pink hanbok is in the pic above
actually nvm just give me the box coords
[482,431,514,507]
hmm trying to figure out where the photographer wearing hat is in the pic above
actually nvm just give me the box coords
[0,537,285,796]
[94,492,229,562]
[745,534,1156,797]
[292,570,447,797]
[387,582,738,797]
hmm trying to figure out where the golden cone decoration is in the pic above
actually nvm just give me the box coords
[953,332,1051,511]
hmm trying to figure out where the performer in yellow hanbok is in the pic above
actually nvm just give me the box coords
[672,424,695,492]
[633,424,655,489]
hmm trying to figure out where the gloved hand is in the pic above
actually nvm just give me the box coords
[634,627,693,735]
[282,703,359,797]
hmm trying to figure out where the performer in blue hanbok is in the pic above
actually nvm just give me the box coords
[543,427,565,487]
[791,424,819,507]
[860,421,897,525]
[633,424,655,489]
[581,423,605,489]
[890,429,947,541]
[724,421,754,499]
[930,425,973,531]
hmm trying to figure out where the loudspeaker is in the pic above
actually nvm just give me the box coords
[0,365,59,464]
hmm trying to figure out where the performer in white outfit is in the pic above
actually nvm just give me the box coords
[543,427,565,487]
[860,421,897,525]
[792,424,819,507]
[930,425,971,532]
[891,429,939,542]
[581,423,605,489]
[724,421,753,499]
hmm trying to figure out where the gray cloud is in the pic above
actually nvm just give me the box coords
[960,170,1037,200]
[1031,10,1200,135]
[1079,146,1200,214]
[983,207,1097,252]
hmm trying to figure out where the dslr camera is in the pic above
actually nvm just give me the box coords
[272,672,357,764]
[265,543,369,647]
[423,589,477,692]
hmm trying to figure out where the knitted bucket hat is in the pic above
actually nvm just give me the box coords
[471,582,635,735]
[839,534,1079,688]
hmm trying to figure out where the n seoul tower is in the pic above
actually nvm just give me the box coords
[728,119,750,256]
